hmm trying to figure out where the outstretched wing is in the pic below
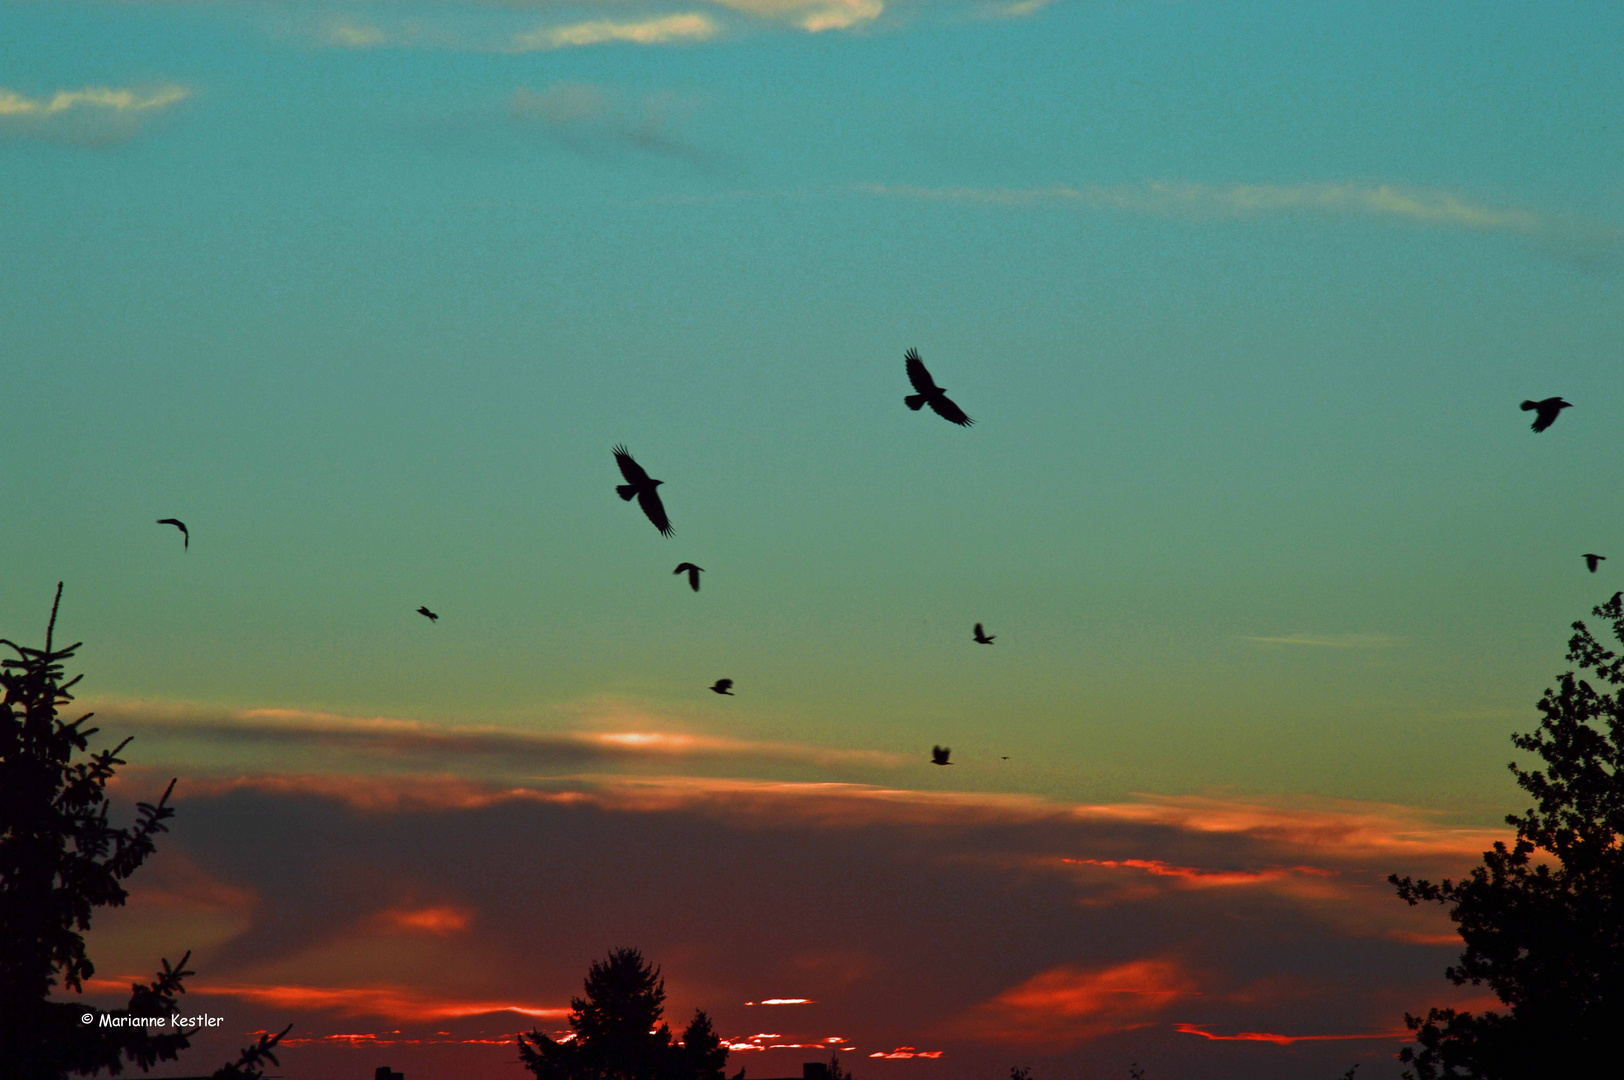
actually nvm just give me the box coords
[638,488,673,536]
[1532,410,1555,433]
[928,393,974,427]
[974,622,984,637]
[613,445,650,486]
[904,349,939,395]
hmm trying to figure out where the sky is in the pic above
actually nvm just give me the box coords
[4,0,1622,1076]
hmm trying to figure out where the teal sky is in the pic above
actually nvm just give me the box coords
[5,0,1623,822]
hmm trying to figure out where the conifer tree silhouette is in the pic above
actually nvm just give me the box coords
[517,947,732,1080]
[0,584,288,1079]
[1390,591,1624,1078]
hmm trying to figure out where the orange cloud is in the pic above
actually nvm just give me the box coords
[958,960,1196,1048]
[1062,857,1335,887]
[1174,1022,1409,1045]
[372,904,472,936]
[182,981,567,1022]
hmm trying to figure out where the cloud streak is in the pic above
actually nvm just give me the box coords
[855,180,1624,267]
[0,84,190,145]
[510,13,720,52]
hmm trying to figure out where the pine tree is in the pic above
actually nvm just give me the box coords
[517,947,732,1080]
[0,585,287,1078]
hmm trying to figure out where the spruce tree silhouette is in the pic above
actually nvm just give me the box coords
[517,947,733,1080]
[0,584,288,1079]
[1389,591,1624,1078]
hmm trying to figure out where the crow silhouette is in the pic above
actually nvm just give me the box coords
[904,349,973,427]
[710,678,734,696]
[1585,554,1606,573]
[417,606,438,622]
[1521,397,1572,433]
[674,563,704,592]
[156,518,188,550]
[973,622,995,644]
[931,745,952,766]
[613,445,672,536]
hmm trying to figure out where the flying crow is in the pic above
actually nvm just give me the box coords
[1522,397,1572,433]
[675,563,704,592]
[904,349,973,427]
[973,622,995,644]
[710,678,734,696]
[931,745,952,765]
[1585,554,1606,573]
[417,606,438,622]
[156,518,189,550]
[613,445,673,536]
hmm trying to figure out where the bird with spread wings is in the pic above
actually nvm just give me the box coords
[613,445,673,537]
[904,348,974,427]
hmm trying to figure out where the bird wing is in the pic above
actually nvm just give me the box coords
[638,488,673,536]
[928,393,974,427]
[715,679,732,690]
[974,622,984,636]
[157,518,186,532]
[905,349,939,395]
[1532,412,1554,433]
[675,563,698,573]
[613,445,651,486]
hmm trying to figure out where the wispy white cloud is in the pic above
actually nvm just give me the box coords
[1245,633,1403,649]
[855,180,1551,233]
[856,180,1624,269]
[510,13,720,52]
[983,0,1061,18]
[0,84,191,145]
[709,0,884,32]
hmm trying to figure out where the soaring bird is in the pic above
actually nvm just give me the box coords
[973,622,995,644]
[904,349,973,427]
[710,678,734,696]
[1585,554,1606,573]
[674,563,704,592]
[931,745,952,766]
[156,518,189,550]
[1522,397,1572,433]
[613,445,673,536]
[416,606,439,622]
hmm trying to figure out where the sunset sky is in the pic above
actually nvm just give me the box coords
[5,1,1623,1077]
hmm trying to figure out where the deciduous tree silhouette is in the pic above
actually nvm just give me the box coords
[517,947,733,1080]
[0,584,288,1079]
[1390,592,1624,1078]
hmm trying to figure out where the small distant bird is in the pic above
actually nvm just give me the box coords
[904,349,974,427]
[416,606,438,622]
[1000,756,1009,760]
[973,622,995,644]
[674,563,704,592]
[710,678,734,696]
[156,518,188,550]
[1521,397,1572,433]
[931,745,952,766]
[1585,554,1606,573]
[613,445,673,536]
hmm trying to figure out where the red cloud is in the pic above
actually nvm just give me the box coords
[373,904,473,935]
[1174,1022,1409,1045]
[182,981,567,1022]
[957,960,1196,1048]
[1062,857,1333,887]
